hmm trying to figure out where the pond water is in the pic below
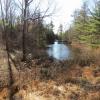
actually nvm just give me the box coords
[47,41,73,60]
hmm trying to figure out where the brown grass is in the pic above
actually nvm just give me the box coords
[0,88,9,100]
[0,43,100,100]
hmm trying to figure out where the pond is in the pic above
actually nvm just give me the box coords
[47,41,73,60]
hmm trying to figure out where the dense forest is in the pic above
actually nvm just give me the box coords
[0,0,100,100]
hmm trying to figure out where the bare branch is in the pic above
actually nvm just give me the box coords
[13,0,23,10]
[88,7,100,20]
[28,0,33,5]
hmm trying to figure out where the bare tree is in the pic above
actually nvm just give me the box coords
[21,0,33,61]
[13,0,56,61]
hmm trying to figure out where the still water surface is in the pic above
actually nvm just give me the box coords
[47,41,73,60]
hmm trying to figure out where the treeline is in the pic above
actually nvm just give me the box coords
[63,0,100,44]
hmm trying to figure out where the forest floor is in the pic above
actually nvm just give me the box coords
[0,46,10,88]
[0,43,100,100]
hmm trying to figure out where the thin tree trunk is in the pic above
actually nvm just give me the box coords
[22,0,28,61]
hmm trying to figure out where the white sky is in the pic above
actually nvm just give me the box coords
[41,0,83,33]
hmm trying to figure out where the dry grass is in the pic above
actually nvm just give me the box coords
[0,43,100,100]
[0,62,99,100]
[0,88,9,100]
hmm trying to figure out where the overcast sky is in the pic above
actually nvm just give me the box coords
[41,0,83,33]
